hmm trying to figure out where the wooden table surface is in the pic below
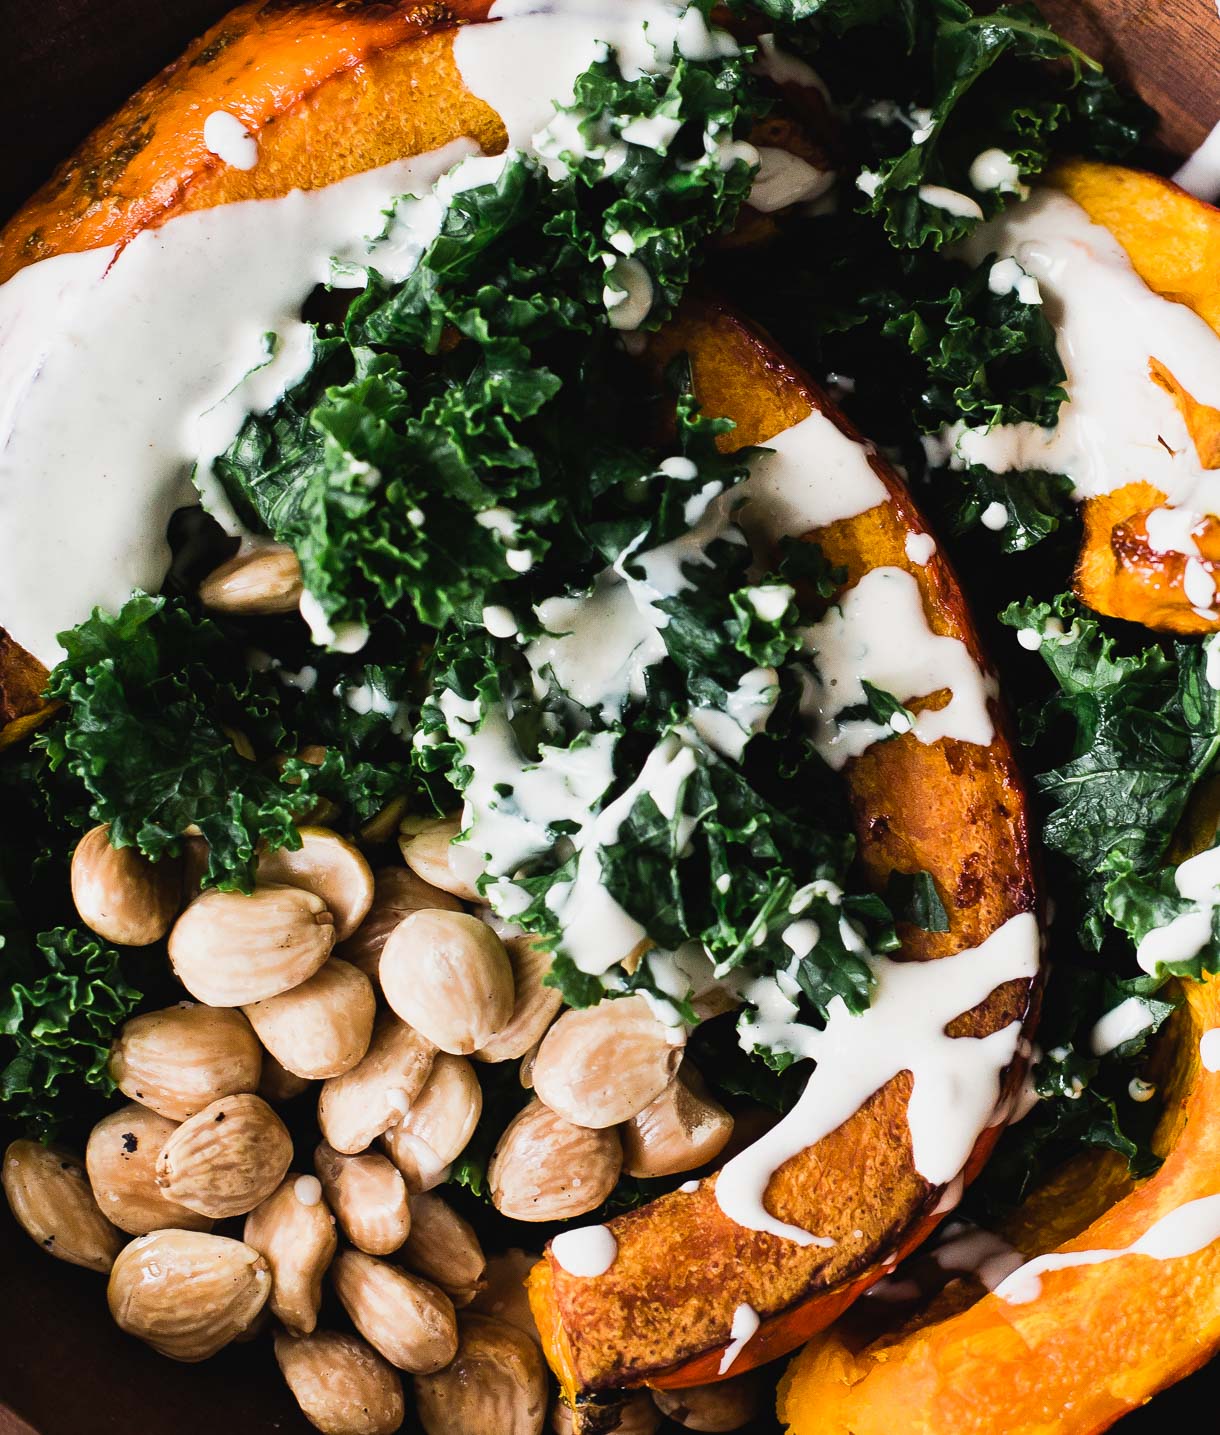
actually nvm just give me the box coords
[0,1,1218,1432]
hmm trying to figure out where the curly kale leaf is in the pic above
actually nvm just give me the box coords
[999,597,1220,893]
[40,594,414,891]
[0,898,141,1139]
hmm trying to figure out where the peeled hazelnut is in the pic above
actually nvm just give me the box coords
[108,1004,262,1121]
[332,1249,458,1374]
[275,1329,405,1435]
[70,824,180,946]
[256,827,374,941]
[489,1100,621,1222]
[652,1375,760,1432]
[621,1062,734,1178]
[380,1053,482,1192]
[314,1142,410,1257]
[414,1314,547,1435]
[86,1104,213,1236]
[107,1229,270,1361]
[532,995,683,1129]
[469,1248,538,1341]
[243,1173,338,1335]
[475,934,563,1064]
[380,910,513,1055]
[318,1014,436,1155]
[336,867,462,988]
[3,1140,123,1273]
[156,1093,293,1219]
[402,1192,486,1307]
[168,883,335,1006]
[398,814,482,901]
[198,543,303,615]
[244,958,375,1079]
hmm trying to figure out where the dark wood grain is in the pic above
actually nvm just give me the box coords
[1037,0,1220,156]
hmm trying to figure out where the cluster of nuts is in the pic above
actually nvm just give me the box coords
[2,546,759,1435]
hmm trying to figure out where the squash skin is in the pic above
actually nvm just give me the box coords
[778,972,1220,1435]
[527,299,1040,1403]
[1050,160,1220,634]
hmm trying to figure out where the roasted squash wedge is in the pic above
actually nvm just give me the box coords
[527,298,1040,1413]
[779,966,1220,1434]
[1052,160,1220,634]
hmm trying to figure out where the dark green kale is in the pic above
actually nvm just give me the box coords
[0,878,141,1140]
[214,41,768,640]
[39,594,416,892]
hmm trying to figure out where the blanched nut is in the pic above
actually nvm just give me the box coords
[109,1004,262,1121]
[651,1376,761,1432]
[552,1392,660,1435]
[380,910,514,1055]
[414,1313,548,1435]
[256,828,375,941]
[475,934,564,1064]
[155,1093,293,1219]
[259,1051,313,1104]
[489,1100,622,1222]
[70,824,181,946]
[314,1142,410,1257]
[244,958,376,1079]
[318,1014,437,1155]
[621,1062,734,1179]
[3,1140,123,1272]
[332,1250,458,1374]
[398,814,482,901]
[86,1104,213,1236]
[336,866,462,988]
[198,543,303,615]
[532,995,684,1129]
[469,1248,538,1342]
[275,1330,405,1435]
[107,1229,271,1362]
[168,882,335,1006]
[401,1192,486,1307]
[243,1173,338,1335]
[380,1053,482,1192]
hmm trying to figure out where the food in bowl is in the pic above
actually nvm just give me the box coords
[1,1,1219,1432]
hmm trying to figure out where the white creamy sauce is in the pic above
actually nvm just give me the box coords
[551,1223,618,1276]
[1090,996,1159,1056]
[714,911,1040,1243]
[944,191,1220,526]
[929,1220,1025,1291]
[718,1302,761,1374]
[293,1174,323,1207]
[0,139,472,663]
[988,257,1041,306]
[748,147,835,213]
[996,1193,1220,1305]
[603,255,655,329]
[202,111,259,171]
[1200,1027,1220,1072]
[1173,118,1220,202]
[798,566,994,770]
[904,531,936,565]
[1135,842,1220,974]
[918,185,984,221]
[968,148,1026,196]
[738,408,888,546]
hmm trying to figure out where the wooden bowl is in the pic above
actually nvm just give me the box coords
[0,2,1218,1432]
